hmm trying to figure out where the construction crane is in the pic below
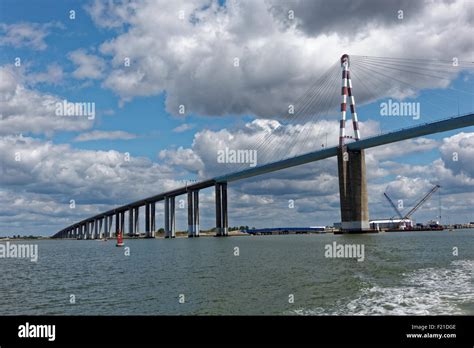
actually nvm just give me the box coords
[383,192,403,219]
[384,184,441,220]
[404,185,440,219]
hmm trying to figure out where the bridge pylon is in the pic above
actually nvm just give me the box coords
[337,54,371,233]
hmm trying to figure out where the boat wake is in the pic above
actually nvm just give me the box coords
[293,259,473,315]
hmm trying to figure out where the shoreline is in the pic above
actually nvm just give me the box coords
[2,226,473,240]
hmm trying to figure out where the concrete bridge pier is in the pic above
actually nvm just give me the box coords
[144,203,155,238]
[93,219,98,239]
[150,202,156,238]
[115,213,120,237]
[187,190,200,237]
[120,212,125,234]
[105,215,112,238]
[165,197,169,237]
[193,191,200,237]
[170,197,176,237]
[145,203,150,237]
[165,196,176,238]
[337,146,370,233]
[215,183,228,236]
[93,220,98,239]
[104,216,108,238]
[93,219,97,239]
[98,218,103,239]
[90,220,95,239]
[129,208,134,236]
[187,191,194,237]
[134,207,139,235]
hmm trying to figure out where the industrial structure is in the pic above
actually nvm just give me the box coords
[371,185,441,230]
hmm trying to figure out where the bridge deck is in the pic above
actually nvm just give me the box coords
[216,113,474,182]
[54,113,474,236]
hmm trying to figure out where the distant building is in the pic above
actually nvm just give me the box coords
[369,219,413,230]
[245,227,326,235]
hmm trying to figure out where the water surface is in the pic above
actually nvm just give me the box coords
[0,230,472,315]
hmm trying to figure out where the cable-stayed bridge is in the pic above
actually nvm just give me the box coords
[53,55,474,238]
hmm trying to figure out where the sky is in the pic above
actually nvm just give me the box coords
[0,0,473,236]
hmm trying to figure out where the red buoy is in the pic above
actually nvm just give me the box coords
[116,230,124,247]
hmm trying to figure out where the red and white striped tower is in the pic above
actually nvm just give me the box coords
[339,54,361,146]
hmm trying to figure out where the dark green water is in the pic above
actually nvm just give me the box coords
[0,229,472,315]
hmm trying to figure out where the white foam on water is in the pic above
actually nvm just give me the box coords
[293,260,474,315]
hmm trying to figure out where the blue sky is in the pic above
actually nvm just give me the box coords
[0,0,473,235]
[0,0,252,160]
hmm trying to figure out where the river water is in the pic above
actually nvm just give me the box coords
[0,229,472,315]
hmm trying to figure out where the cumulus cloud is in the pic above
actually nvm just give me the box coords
[0,22,62,50]
[173,123,195,133]
[73,130,138,142]
[159,146,205,174]
[159,117,440,186]
[85,0,472,118]
[0,188,110,234]
[27,64,64,85]
[439,132,474,176]
[268,0,426,35]
[377,133,474,196]
[161,118,347,178]
[0,135,179,204]
[0,134,202,234]
[84,0,138,29]
[69,49,106,79]
[0,65,92,136]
